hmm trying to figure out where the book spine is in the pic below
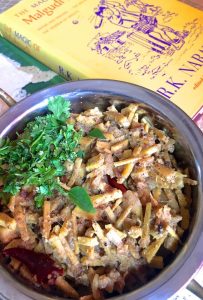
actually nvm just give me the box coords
[0,22,86,81]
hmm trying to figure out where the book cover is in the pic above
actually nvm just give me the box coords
[0,0,202,118]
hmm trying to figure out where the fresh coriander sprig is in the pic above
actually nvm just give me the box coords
[0,97,95,213]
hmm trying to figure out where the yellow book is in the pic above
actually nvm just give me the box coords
[0,0,202,118]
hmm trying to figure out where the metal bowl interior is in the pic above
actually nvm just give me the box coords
[0,80,202,300]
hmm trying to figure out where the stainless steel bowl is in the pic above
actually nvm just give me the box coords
[0,80,202,300]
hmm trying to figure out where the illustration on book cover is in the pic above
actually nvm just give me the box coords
[86,0,202,79]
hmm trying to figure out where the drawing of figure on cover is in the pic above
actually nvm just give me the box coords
[92,0,189,55]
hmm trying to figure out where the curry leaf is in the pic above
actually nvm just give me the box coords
[88,128,106,139]
[68,186,96,213]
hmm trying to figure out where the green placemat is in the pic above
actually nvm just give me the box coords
[0,37,66,96]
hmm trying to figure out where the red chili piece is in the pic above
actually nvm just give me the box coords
[3,248,63,283]
[107,175,127,193]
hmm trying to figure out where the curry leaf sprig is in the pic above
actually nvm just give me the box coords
[0,96,95,213]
